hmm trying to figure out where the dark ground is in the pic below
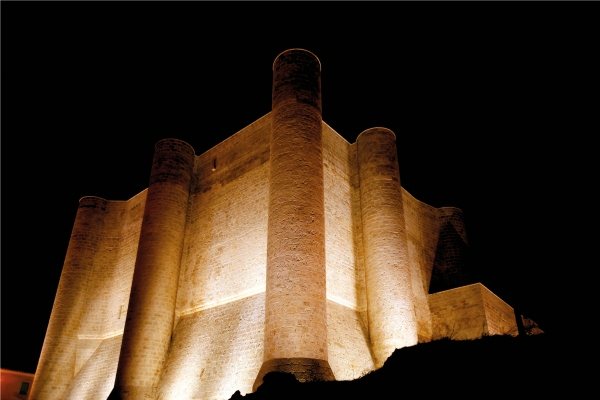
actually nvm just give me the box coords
[231,334,568,400]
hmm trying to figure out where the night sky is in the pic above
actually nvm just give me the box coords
[3,4,584,374]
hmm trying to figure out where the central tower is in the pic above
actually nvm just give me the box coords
[254,49,335,388]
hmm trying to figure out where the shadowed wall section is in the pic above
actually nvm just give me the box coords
[430,207,473,293]
[481,285,518,336]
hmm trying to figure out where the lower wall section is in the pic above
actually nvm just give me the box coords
[326,301,374,380]
[429,283,517,340]
[429,284,487,340]
[75,338,102,376]
[156,293,265,400]
[64,335,123,400]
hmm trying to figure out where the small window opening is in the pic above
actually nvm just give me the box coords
[118,305,123,319]
[212,158,217,171]
[19,382,30,395]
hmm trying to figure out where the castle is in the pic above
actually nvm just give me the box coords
[30,49,518,400]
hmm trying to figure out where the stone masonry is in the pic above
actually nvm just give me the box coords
[31,49,518,400]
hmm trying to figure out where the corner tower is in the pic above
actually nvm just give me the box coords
[30,197,107,400]
[110,139,195,399]
[255,49,335,389]
[356,128,419,367]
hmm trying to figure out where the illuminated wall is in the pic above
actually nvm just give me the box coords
[31,49,518,400]
[162,114,272,399]
[322,123,374,379]
[31,192,146,400]
[429,283,518,340]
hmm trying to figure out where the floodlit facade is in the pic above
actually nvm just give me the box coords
[31,49,517,400]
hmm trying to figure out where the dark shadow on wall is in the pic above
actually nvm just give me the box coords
[429,220,475,294]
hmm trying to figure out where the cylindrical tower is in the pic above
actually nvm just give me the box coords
[254,49,334,389]
[356,128,419,368]
[30,196,107,400]
[110,139,194,399]
[429,207,473,293]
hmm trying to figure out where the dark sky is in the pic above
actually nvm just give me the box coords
[2,4,584,374]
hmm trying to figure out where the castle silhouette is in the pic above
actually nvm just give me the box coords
[31,49,518,400]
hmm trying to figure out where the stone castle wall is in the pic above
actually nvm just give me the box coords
[32,116,518,399]
[32,117,496,399]
[32,49,517,400]
[430,207,473,293]
[175,114,271,321]
[165,114,272,400]
[33,118,443,399]
[158,293,265,400]
[76,191,147,375]
[32,192,147,400]
[429,283,517,340]
[322,123,374,380]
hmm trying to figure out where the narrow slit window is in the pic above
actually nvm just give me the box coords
[212,158,217,171]
[19,382,29,395]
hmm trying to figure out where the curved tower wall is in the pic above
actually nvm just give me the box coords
[111,139,194,399]
[256,49,334,388]
[30,196,107,400]
[430,207,473,293]
[63,192,147,400]
[402,188,441,342]
[356,128,419,368]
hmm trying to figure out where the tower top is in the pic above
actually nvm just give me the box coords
[273,48,321,71]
